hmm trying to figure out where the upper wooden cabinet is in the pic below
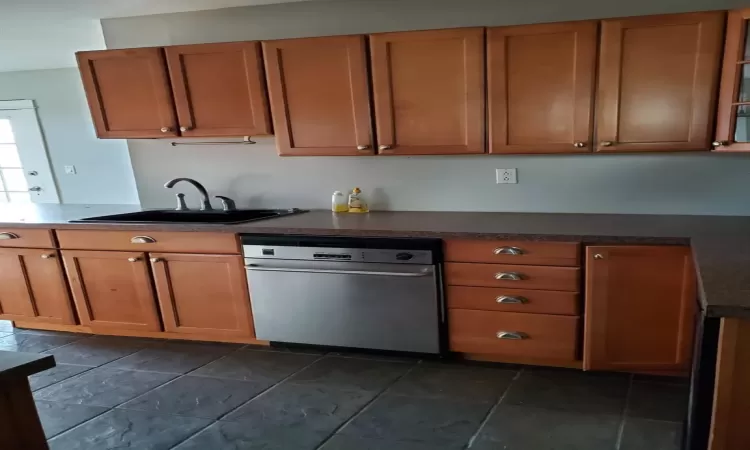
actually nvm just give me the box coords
[715,9,750,152]
[584,246,697,374]
[487,21,597,154]
[77,48,178,138]
[165,42,271,137]
[263,36,374,156]
[596,12,724,153]
[369,28,485,155]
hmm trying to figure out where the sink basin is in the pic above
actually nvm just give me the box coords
[71,208,306,224]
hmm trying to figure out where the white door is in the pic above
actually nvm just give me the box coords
[0,100,59,203]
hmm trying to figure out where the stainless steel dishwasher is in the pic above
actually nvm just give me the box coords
[242,235,443,354]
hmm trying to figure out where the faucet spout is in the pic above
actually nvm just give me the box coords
[164,178,213,211]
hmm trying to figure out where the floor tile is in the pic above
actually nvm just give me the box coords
[261,344,329,355]
[192,348,321,383]
[502,367,629,415]
[44,336,151,366]
[48,408,211,450]
[320,435,447,450]
[620,418,683,450]
[633,373,689,386]
[105,341,238,374]
[173,420,324,450]
[35,400,108,439]
[13,328,89,338]
[338,394,491,446]
[29,363,92,391]
[388,362,516,402]
[471,404,621,450]
[119,375,267,419]
[222,383,374,434]
[0,333,82,353]
[287,356,413,393]
[34,367,176,407]
[627,381,689,422]
[329,349,424,363]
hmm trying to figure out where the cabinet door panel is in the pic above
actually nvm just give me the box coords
[165,42,271,137]
[584,246,696,373]
[715,9,750,152]
[370,28,485,155]
[76,48,177,138]
[597,12,724,152]
[150,253,254,339]
[488,21,597,154]
[264,35,373,156]
[62,250,161,332]
[0,249,75,324]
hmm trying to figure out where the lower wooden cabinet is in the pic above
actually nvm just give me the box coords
[150,253,255,339]
[62,250,162,332]
[583,246,696,374]
[0,248,76,325]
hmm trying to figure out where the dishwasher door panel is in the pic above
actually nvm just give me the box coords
[245,259,440,354]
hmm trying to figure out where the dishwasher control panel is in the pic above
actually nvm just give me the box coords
[242,245,434,265]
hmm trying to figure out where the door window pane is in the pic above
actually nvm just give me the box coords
[739,65,750,103]
[0,194,7,203]
[735,105,750,142]
[1,168,27,191]
[7,192,30,203]
[0,144,21,168]
[0,119,13,144]
[744,20,750,61]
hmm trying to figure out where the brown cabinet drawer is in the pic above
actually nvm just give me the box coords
[446,262,580,292]
[0,228,55,248]
[56,230,239,254]
[445,239,580,266]
[447,286,579,315]
[449,309,579,360]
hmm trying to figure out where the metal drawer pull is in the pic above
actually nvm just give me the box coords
[495,272,523,281]
[493,246,523,255]
[128,257,140,263]
[245,264,431,277]
[130,236,156,244]
[41,254,54,259]
[496,296,527,304]
[0,232,20,240]
[496,331,528,340]
[150,258,163,263]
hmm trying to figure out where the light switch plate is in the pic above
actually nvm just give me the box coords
[64,165,76,175]
[496,168,517,184]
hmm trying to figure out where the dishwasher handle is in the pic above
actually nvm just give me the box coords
[244,264,433,278]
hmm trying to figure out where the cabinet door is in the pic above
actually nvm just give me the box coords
[165,42,271,137]
[596,12,724,152]
[584,246,696,373]
[62,250,161,332]
[150,253,254,339]
[0,249,75,325]
[76,48,178,138]
[488,21,597,154]
[370,28,485,155]
[263,36,374,156]
[715,9,750,152]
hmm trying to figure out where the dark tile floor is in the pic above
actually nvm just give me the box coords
[0,321,689,450]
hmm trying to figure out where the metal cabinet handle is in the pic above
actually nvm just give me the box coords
[128,257,140,262]
[160,127,171,133]
[494,246,523,256]
[496,331,528,340]
[594,254,604,260]
[29,186,42,192]
[130,236,156,244]
[713,141,729,148]
[150,257,163,263]
[495,272,523,281]
[180,126,191,132]
[573,142,587,148]
[496,296,527,304]
[0,232,20,240]
[41,253,54,259]
[600,141,614,147]
[245,264,431,277]
[356,145,371,151]
[378,145,393,151]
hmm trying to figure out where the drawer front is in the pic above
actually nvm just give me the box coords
[449,309,579,360]
[445,239,580,266]
[446,262,580,292]
[0,228,55,248]
[56,230,239,254]
[447,286,579,315]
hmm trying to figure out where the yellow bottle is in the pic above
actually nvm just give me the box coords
[347,187,369,213]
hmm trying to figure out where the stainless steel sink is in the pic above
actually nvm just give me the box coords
[70,208,306,224]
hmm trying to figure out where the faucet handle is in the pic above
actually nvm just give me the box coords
[215,196,237,212]
[175,193,189,211]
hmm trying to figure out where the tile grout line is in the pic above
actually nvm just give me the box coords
[615,374,635,450]
[313,359,424,450]
[465,366,524,449]
[165,352,331,450]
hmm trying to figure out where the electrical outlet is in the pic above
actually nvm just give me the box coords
[64,165,77,175]
[496,168,517,184]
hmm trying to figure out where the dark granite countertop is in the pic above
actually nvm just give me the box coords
[0,351,55,381]
[2,204,750,318]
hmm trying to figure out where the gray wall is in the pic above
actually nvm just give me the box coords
[0,68,139,204]
[104,0,750,215]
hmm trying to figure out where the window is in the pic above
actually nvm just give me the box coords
[0,100,59,203]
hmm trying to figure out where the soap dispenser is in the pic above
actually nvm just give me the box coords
[347,187,369,213]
